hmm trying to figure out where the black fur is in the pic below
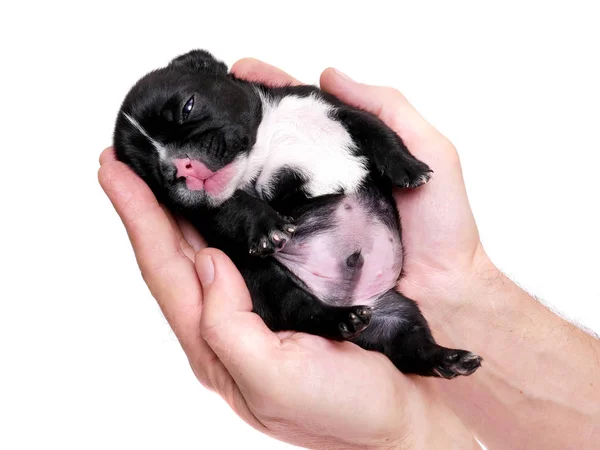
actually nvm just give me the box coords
[113,50,482,378]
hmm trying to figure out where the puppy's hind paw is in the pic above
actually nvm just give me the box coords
[433,350,482,379]
[338,306,373,339]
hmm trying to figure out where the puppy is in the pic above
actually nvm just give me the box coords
[113,50,482,378]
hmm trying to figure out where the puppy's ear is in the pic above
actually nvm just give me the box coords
[169,50,228,75]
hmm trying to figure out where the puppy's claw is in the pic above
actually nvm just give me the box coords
[248,216,296,257]
[357,307,373,317]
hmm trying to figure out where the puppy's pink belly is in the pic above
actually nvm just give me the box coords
[275,200,402,305]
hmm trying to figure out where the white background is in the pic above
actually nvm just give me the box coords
[1,1,599,449]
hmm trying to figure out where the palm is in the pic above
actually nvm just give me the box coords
[244,332,415,444]
[226,58,481,302]
[393,137,480,294]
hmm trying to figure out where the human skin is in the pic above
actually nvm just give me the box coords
[99,59,599,449]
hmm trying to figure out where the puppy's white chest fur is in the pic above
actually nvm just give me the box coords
[243,93,368,199]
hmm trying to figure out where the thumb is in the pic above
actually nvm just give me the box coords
[196,248,279,380]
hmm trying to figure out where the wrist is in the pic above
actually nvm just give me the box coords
[409,244,505,344]
[423,245,600,450]
[408,379,480,450]
[347,377,478,450]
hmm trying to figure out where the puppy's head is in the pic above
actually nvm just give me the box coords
[113,50,262,208]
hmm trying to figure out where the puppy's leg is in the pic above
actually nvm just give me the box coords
[355,290,482,378]
[241,260,372,340]
[207,190,296,257]
[336,108,433,188]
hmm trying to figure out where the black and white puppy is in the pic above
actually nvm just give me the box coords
[113,50,482,378]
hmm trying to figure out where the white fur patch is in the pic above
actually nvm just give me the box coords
[124,94,368,205]
[123,113,168,161]
[243,92,368,199]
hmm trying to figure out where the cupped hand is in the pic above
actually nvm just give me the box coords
[232,59,490,338]
[98,148,474,449]
[98,59,482,449]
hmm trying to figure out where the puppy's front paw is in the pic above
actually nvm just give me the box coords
[407,168,433,188]
[338,306,373,339]
[248,215,296,257]
[387,159,433,188]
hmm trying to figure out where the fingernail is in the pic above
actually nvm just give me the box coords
[196,254,215,286]
[333,68,352,81]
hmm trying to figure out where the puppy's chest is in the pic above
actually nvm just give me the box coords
[244,94,369,200]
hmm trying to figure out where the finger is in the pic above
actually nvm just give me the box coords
[100,146,116,165]
[196,249,280,388]
[98,160,205,359]
[319,68,448,157]
[100,146,204,259]
[175,215,207,253]
[194,249,275,432]
[231,57,303,86]
[160,206,200,261]
[99,161,179,274]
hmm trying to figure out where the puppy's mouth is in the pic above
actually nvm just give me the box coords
[173,157,237,197]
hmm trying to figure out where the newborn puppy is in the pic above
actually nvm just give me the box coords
[113,50,482,378]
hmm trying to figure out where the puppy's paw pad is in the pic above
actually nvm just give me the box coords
[339,306,373,339]
[249,218,296,257]
[434,350,482,379]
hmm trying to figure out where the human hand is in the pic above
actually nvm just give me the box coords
[98,61,480,449]
[227,59,600,450]
[235,60,600,450]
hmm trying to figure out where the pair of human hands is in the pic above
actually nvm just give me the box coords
[99,59,486,449]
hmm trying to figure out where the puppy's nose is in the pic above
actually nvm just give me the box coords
[173,158,214,180]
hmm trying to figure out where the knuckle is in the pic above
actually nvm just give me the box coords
[190,363,214,392]
[385,87,408,105]
[439,137,461,164]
